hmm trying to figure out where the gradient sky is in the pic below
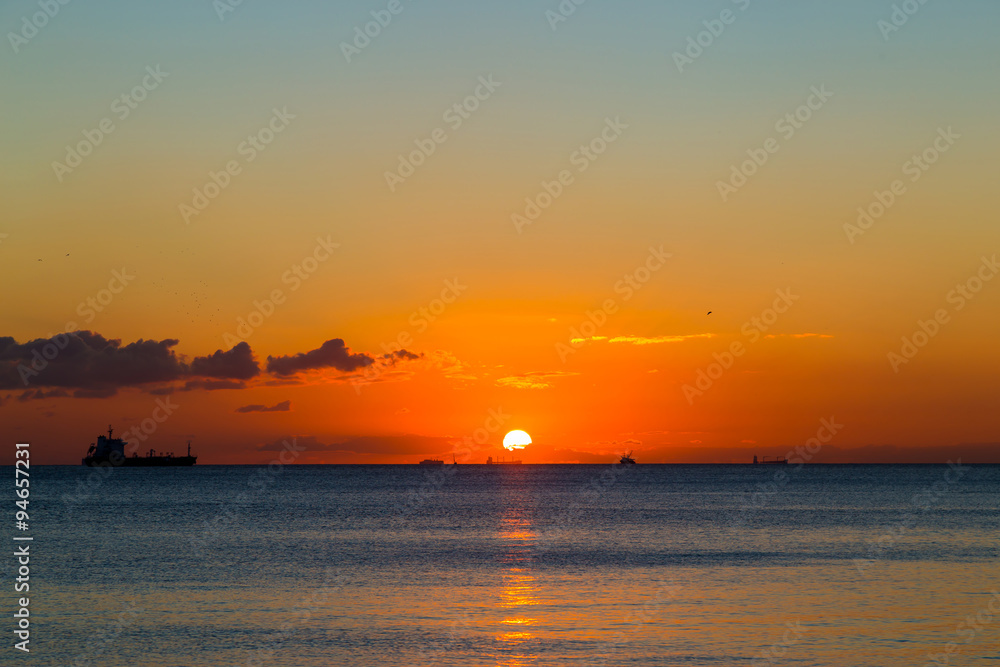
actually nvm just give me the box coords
[2,0,999,464]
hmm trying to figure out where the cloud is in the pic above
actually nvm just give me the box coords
[266,338,382,376]
[269,341,424,388]
[236,400,291,413]
[18,388,71,402]
[256,434,452,455]
[182,379,246,391]
[73,387,118,399]
[0,331,262,392]
[190,342,259,379]
[0,331,186,390]
[545,448,623,464]
[496,371,580,390]
[571,333,714,345]
[0,331,418,396]
[424,350,471,380]
[763,333,834,339]
[257,435,329,452]
[583,438,643,457]
[384,349,421,363]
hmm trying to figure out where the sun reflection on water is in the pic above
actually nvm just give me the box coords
[494,491,540,665]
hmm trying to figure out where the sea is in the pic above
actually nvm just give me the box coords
[12,463,1000,666]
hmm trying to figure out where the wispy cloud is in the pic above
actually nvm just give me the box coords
[496,371,580,390]
[571,333,714,345]
[256,434,453,455]
[764,333,833,339]
[236,400,291,413]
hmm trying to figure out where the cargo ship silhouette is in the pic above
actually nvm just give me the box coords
[486,456,522,465]
[82,425,197,467]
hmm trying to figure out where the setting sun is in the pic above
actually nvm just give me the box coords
[503,430,532,451]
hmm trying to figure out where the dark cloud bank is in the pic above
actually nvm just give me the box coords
[236,400,291,413]
[0,332,419,399]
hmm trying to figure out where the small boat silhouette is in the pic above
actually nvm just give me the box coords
[418,458,444,466]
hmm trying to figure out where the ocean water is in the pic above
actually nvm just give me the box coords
[13,463,1000,666]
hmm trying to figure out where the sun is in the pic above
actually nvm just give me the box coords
[503,430,532,451]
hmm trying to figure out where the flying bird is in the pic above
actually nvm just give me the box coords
[707,311,712,315]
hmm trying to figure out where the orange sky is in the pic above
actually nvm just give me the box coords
[2,2,999,464]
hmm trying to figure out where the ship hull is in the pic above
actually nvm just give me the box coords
[82,456,197,467]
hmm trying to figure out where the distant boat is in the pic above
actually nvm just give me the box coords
[620,450,636,465]
[82,425,196,467]
[753,455,787,465]
[486,456,522,465]
[418,459,444,466]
